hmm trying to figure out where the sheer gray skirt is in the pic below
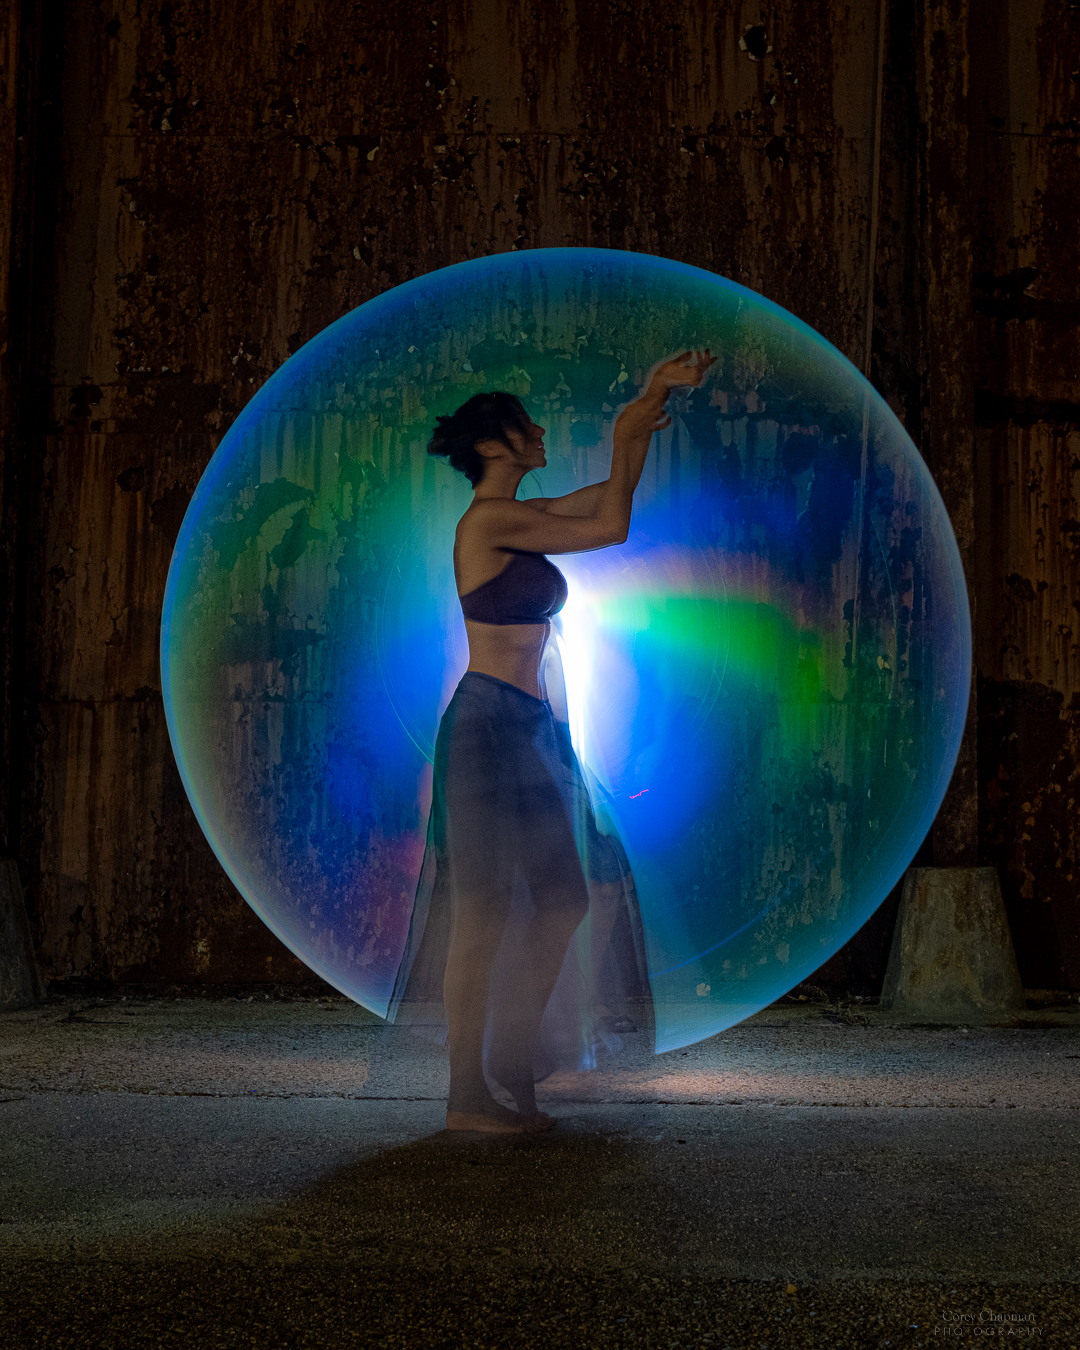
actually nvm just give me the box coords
[388,671,650,1077]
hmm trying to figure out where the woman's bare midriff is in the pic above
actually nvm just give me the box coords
[464,617,550,700]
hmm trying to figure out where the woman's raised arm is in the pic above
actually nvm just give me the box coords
[474,349,715,554]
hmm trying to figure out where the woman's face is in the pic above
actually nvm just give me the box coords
[502,417,547,470]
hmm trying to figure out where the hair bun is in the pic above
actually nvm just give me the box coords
[428,414,456,459]
[425,392,530,487]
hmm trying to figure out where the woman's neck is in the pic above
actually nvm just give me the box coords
[472,464,527,501]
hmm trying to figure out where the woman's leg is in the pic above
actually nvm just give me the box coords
[486,791,636,1105]
[442,823,555,1133]
[485,899,587,1115]
[485,776,590,1116]
[438,684,579,1131]
[443,894,509,1114]
[435,696,537,1133]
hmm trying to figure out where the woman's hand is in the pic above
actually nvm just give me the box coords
[647,348,717,394]
[616,349,715,436]
[616,398,672,436]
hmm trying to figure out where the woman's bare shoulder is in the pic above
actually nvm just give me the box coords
[457,498,540,535]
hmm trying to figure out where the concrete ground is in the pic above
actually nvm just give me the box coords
[1,994,1078,1348]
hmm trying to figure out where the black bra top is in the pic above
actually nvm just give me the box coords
[459,550,568,626]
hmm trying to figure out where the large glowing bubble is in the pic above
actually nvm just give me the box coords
[162,248,970,1053]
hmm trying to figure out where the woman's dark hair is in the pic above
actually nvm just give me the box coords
[427,392,530,487]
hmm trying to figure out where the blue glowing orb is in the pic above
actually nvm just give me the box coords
[161,248,970,1053]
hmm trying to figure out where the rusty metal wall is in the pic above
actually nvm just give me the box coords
[0,0,22,863]
[970,0,1080,990]
[4,0,1077,990]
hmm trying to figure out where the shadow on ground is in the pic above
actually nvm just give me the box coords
[3,1124,1077,1349]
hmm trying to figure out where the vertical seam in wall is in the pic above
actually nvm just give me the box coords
[849,0,892,736]
[863,0,889,378]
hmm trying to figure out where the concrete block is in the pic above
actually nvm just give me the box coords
[0,859,45,1010]
[879,867,1026,1022]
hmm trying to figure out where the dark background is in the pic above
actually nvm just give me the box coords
[0,0,1076,995]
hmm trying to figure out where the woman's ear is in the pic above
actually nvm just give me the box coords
[474,437,508,461]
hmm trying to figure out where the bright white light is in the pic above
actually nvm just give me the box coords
[553,574,599,772]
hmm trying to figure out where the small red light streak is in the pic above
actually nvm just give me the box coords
[629,788,650,799]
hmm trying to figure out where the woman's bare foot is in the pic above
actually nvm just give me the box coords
[489,1073,557,1130]
[446,1102,552,1134]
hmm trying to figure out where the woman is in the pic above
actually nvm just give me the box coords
[392,348,715,1134]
